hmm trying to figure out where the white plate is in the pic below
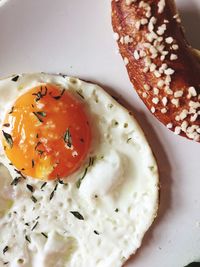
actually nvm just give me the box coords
[0,1,200,267]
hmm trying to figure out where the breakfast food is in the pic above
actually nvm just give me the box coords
[112,0,200,142]
[0,73,159,267]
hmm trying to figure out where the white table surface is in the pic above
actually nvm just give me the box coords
[0,1,199,267]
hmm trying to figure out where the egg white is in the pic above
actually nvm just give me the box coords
[0,73,159,267]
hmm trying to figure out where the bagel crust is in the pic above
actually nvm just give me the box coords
[112,0,200,142]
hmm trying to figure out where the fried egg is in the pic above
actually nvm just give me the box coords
[0,73,159,267]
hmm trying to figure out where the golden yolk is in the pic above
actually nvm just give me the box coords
[1,84,91,180]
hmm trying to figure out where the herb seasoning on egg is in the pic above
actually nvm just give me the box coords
[52,88,65,100]
[3,246,9,255]
[63,128,72,148]
[2,131,13,148]
[70,211,84,220]
[11,75,19,82]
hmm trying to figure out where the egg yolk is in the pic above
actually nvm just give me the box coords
[1,84,91,180]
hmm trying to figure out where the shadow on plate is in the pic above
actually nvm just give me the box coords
[179,6,200,49]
